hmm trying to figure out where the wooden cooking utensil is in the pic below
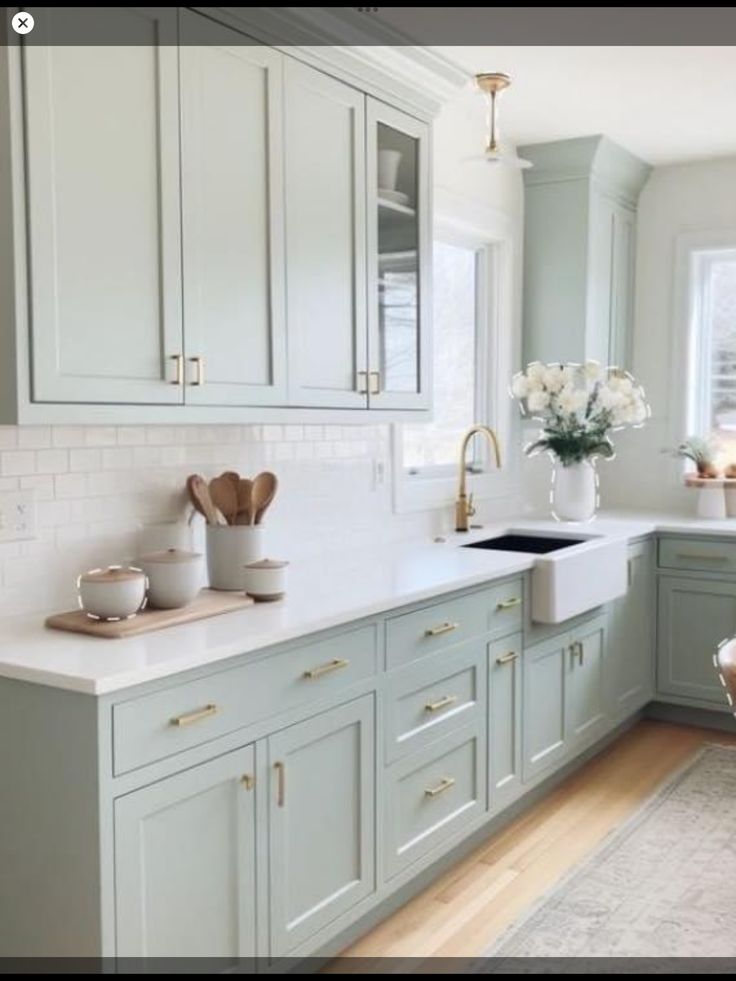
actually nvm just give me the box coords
[235,478,253,525]
[187,474,223,526]
[209,473,239,525]
[251,471,278,525]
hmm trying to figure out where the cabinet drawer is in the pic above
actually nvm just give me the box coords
[384,722,485,880]
[658,537,736,574]
[385,640,485,763]
[385,580,522,670]
[113,625,377,774]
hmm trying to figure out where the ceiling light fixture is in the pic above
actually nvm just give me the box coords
[473,72,532,170]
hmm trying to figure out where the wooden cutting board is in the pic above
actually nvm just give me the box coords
[46,589,254,639]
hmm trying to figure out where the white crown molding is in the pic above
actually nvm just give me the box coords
[200,7,470,117]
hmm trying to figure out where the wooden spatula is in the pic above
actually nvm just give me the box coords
[235,478,253,525]
[209,473,239,525]
[251,471,278,525]
[187,474,223,525]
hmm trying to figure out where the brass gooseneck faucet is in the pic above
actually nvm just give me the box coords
[455,425,502,532]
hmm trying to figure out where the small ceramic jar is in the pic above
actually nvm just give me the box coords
[78,566,147,621]
[138,548,203,609]
[243,558,288,602]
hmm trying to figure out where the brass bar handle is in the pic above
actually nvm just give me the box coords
[189,355,205,386]
[424,776,456,799]
[369,370,381,395]
[424,694,458,713]
[569,641,584,666]
[302,658,350,680]
[675,553,728,562]
[241,774,255,791]
[496,651,519,665]
[356,370,368,395]
[424,621,459,638]
[496,597,521,611]
[169,703,218,727]
[274,761,285,807]
[170,353,184,386]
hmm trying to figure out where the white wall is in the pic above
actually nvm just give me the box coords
[599,156,736,512]
[0,87,526,617]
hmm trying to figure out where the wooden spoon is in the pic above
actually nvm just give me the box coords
[187,474,223,526]
[234,478,253,525]
[251,471,278,526]
[209,472,239,525]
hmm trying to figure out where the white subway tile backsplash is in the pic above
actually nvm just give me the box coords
[0,421,521,618]
[1,450,37,476]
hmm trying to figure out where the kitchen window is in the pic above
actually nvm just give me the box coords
[392,199,515,514]
[686,244,736,444]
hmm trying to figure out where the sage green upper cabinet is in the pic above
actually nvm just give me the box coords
[284,60,368,409]
[179,12,287,406]
[267,695,375,957]
[609,541,654,719]
[23,8,183,404]
[520,136,650,370]
[367,100,431,410]
[114,745,256,960]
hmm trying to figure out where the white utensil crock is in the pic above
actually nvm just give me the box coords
[243,558,288,602]
[206,525,264,591]
[138,548,203,609]
[77,566,147,620]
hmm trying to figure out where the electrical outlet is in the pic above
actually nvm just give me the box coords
[0,490,37,543]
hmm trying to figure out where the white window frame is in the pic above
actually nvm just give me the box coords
[672,229,736,459]
[392,187,518,514]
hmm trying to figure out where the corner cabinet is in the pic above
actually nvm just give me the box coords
[608,540,654,718]
[519,136,650,370]
[0,9,433,423]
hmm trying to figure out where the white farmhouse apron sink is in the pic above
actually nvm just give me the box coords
[463,530,628,623]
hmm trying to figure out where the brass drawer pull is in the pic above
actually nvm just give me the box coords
[424,694,458,713]
[369,370,381,395]
[169,703,218,728]
[170,353,184,386]
[569,641,584,666]
[274,761,285,807]
[675,552,729,562]
[424,621,459,638]
[496,597,521,611]
[241,774,255,791]
[302,658,349,680]
[424,776,456,799]
[496,651,519,665]
[356,370,369,394]
[189,355,205,386]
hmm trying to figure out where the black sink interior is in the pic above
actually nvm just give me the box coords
[463,533,587,555]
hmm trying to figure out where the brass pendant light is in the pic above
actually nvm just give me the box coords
[474,72,532,169]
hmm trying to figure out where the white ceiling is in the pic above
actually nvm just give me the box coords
[433,46,736,166]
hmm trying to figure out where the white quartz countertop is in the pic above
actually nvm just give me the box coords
[2,509,736,696]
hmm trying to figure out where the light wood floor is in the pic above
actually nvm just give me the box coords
[330,720,736,966]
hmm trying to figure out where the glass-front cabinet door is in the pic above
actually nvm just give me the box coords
[366,101,431,410]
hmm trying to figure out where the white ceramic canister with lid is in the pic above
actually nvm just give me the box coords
[138,548,203,609]
[206,525,264,591]
[242,558,288,601]
[77,566,147,620]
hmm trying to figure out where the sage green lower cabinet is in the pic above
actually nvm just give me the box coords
[523,613,608,782]
[488,633,523,810]
[267,695,376,957]
[609,542,654,718]
[657,575,736,706]
[114,744,257,959]
[384,721,486,880]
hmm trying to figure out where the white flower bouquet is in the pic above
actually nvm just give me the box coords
[511,361,649,466]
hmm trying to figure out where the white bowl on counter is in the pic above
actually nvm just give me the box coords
[77,566,147,621]
[138,548,203,609]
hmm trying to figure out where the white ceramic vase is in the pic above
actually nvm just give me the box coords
[551,459,598,522]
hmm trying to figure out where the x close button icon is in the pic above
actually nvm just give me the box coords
[12,11,34,35]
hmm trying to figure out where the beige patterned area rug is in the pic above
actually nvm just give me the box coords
[487,745,736,959]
